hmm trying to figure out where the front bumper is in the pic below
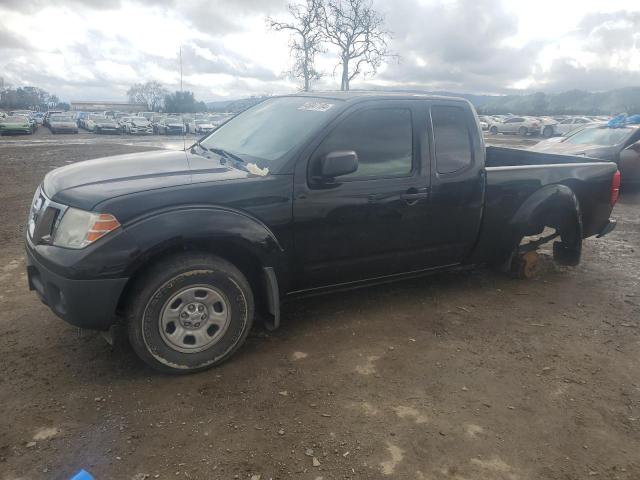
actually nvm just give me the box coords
[96,127,121,134]
[26,246,128,330]
[129,127,153,135]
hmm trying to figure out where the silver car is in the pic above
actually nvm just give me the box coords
[49,114,78,134]
[489,116,541,136]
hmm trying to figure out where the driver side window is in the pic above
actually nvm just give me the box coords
[313,107,413,180]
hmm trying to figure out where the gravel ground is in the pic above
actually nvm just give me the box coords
[0,131,638,480]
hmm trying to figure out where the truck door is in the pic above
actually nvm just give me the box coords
[426,103,486,264]
[291,100,433,290]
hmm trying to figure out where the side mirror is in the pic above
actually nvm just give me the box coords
[319,150,358,178]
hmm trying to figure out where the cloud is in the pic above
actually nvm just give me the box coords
[372,0,542,93]
[0,29,30,51]
[531,58,640,92]
[578,10,640,53]
[1,0,640,101]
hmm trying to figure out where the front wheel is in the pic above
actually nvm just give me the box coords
[518,126,528,136]
[127,253,254,374]
[542,126,553,138]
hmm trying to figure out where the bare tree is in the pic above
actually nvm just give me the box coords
[268,0,325,92]
[324,0,393,91]
[127,81,169,111]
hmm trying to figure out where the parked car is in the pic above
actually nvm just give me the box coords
[0,115,33,135]
[120,116,153,135]
[489,116,541,136]
[138,112,154,121]
[43,111,62,128]
[182,115,196,134]
[48,114,79,134]
[194,119,215,134]
[10,110,37,131]
[25,93,620,373]
[75,112,89,128]
[530,123,640,186]
[156,116,185,135]
[33,112,45,125]
[92,116,122,134]
[477,116,490,131]
[542,117,593,138]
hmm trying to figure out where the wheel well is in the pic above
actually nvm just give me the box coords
[518,204,582,250]
[116,240,267,319]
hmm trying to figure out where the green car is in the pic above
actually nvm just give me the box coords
[0,115,33,135]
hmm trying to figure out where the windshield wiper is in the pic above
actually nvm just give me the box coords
[208,146,246,165]
[191,140,209,152]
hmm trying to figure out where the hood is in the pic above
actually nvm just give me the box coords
[529,140,618,159]
[43,149,252,210]
[2,120,30,127]
[51,120,75,126]
[131,120,150,127]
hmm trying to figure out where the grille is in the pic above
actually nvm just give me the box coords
[27,186,66,244]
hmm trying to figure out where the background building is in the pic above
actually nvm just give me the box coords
[70,101,146,112]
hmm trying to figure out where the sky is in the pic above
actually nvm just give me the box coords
[1,0,639,102]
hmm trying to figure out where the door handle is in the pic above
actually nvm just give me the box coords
[401,188,428,204]
[401,192,428,200]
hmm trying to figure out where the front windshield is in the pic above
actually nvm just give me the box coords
[200,97,339,165]
[3,116,28,122]
[565,127,632,146]
[90,115,108,121]
[51,115,72,121]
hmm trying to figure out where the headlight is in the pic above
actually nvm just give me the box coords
[53,208,121,249]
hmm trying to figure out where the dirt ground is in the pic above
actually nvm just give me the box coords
[0,132,639,480]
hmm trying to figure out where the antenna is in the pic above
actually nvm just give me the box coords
[180,45,186,152]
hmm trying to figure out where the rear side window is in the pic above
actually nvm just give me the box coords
[315,107,413,179]
[432,105,473,174]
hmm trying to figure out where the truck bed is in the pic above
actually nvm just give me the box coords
[470,146,617,264]
[486,145,602,167]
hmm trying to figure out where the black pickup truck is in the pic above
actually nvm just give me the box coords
[26,93,619,373]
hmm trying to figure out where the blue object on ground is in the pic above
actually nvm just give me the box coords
[607,114,627,128]
[625,114,640,125]
[70,470,95,480]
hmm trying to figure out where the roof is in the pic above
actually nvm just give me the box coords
[281,90,468,103]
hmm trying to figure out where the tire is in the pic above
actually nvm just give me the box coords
[490,126,498,135]
[127,253,254,374]
[542,126,553,138]
[518,126,528,136]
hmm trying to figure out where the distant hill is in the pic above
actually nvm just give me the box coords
[401,88,640,116]
[206,88,640,116]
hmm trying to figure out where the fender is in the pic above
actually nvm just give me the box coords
[508,184,582,243]
[120,205,286,278]
[470,184,583,266]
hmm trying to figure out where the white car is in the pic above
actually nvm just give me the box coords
[478,116,491,131]
[194,120,215,134]
[121,116,153,135]
[489,116,541,136]
[84,114,107,132]
[543,117,593,138]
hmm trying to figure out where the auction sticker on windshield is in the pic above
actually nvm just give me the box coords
[297,101,335,112]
